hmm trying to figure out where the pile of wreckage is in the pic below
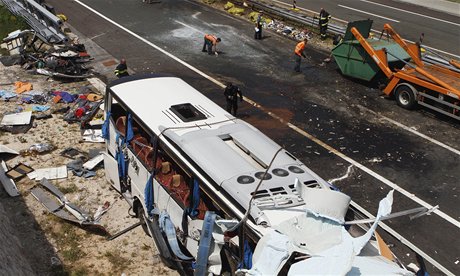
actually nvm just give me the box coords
[1,29,92,79]
[0,82,104,130]
[0,143,108,232]
[0,80,109,233]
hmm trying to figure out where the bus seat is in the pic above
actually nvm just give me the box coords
[142,147,155,171]
[131,135,149,155]
[161,162,171,174]
[115,116,139,137]
[172,174,184,188]
[158,173,174,188]
[196,200,208,220]
[115,116,126,136]
[171,174,190,207]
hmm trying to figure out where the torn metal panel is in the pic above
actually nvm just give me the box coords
[0,111,32,125]
[29,166,67,180]
[36,68,92,79]
[0,144,19,161]
[31,179,108,235]
[39,178,89,221]
[0,160,20,197]
[30,186,80,223]
[0,145,19,155]
[83,153,103,170]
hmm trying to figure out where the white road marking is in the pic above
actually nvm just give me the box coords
[358,105,460,156]
[89,32,107,40]
[72,1,460,271]
[75,0,459,229]
[360,0,460,27]
[350,200,455,276]
[271,0,460,59]
[338,4,400,23]
[192,12,201,19]
[175,20,205,35]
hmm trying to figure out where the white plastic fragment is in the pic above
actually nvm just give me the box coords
[1,111,32,125]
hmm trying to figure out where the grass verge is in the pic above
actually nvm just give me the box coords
[0,5,29,41]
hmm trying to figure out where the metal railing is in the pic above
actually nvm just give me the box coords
[241,0,456,67]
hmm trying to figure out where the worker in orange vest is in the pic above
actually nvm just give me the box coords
[202,34,221,56]
[294,38,308,72]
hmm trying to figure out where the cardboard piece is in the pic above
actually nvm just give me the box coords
[6,163,34,180]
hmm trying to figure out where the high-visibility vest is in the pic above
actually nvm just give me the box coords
[319,11,331,26]
[204,34,218,45]
[295,41,306,56]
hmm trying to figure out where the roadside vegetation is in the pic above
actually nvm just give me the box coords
[0,5,28,41]
[0,4,29,55]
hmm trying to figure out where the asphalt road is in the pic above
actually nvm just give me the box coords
[46,0,460,274]
[272,0,460,57]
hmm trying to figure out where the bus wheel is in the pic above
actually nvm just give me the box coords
[395,84,417,110]
[137,205,152,237]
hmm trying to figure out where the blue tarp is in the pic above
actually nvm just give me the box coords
[189,179,200,218]
[102,111,110,140]
[144,173,154,216]
[126,113,134,143]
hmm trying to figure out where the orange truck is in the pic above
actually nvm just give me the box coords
[332,20,460,120]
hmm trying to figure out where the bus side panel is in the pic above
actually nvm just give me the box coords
[107,119,117,157]
[126,150,150,206]
[103,153,121,192]
[154,180,185,232]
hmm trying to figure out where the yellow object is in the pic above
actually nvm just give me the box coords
[224,1,234,10]
[375,232,394,261]
[249,11,258,22]
[57,14,67,22]
[87,93,103,102]
[228,7,244,15]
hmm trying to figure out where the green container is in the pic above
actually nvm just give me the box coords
[332,20,410,82]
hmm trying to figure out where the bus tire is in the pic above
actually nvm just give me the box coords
[395,83,417,110]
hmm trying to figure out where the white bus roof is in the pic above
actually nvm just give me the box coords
[108,76,329,217]
[109,76,231,133]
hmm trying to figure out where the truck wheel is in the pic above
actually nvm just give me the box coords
[395,84,417,110]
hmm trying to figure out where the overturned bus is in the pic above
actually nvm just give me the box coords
[102,74,417,275]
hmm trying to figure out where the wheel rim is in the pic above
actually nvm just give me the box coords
[398,90,411,106]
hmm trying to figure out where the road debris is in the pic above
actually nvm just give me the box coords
[1,111,32,126]
[31,178,107,234]
[20,143,54,156]
[6,162,34,181]
[28,165,67,180]
[0,160,20,197]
